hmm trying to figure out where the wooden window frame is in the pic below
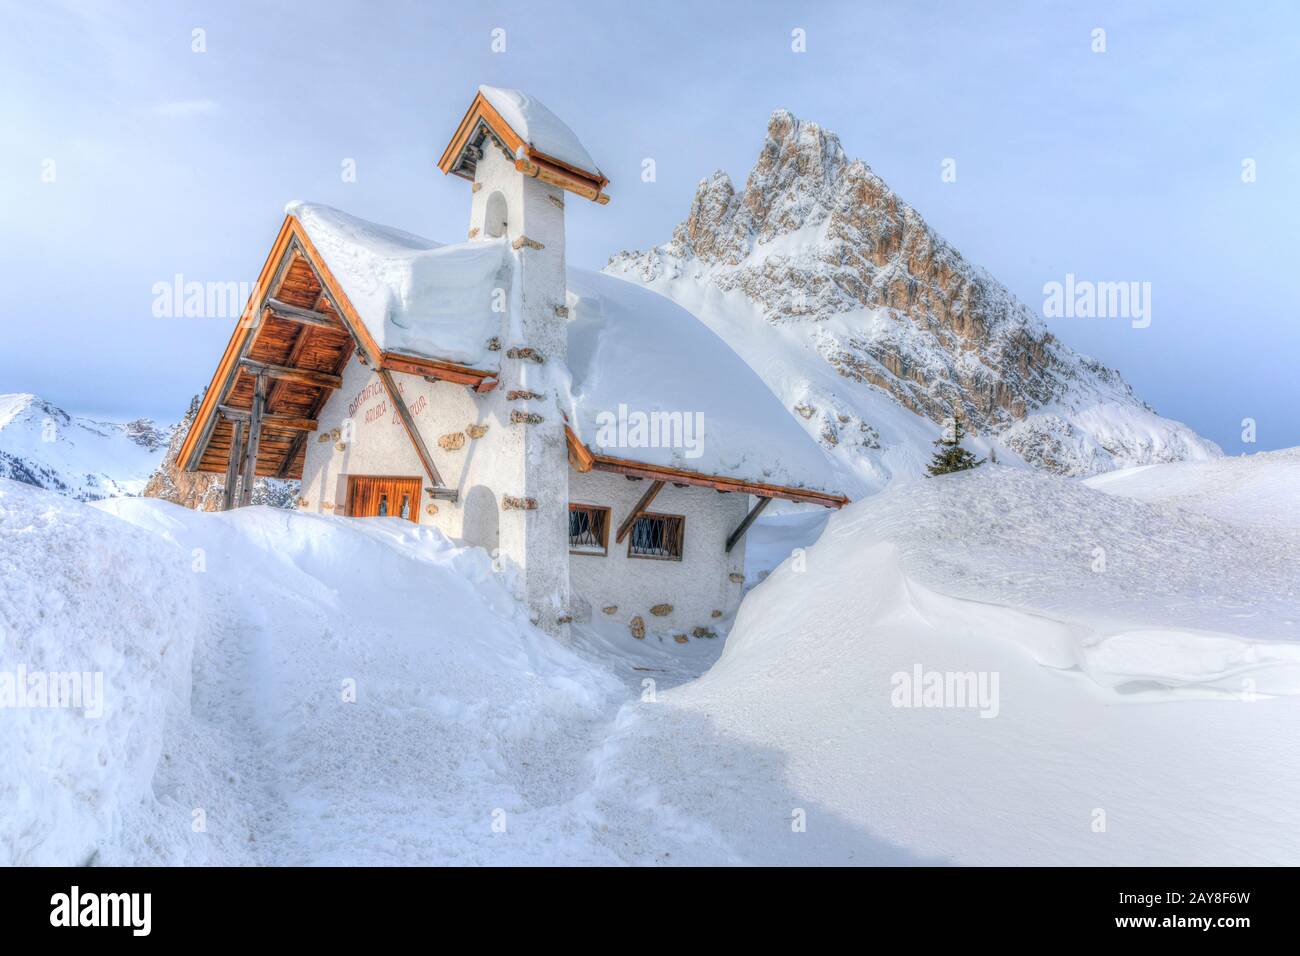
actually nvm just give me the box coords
[626,511,685,562]
[568,503,611,556]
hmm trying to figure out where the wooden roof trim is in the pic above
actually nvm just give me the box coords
[563,428,848,509]
[437,91,609,202]
[565,425,595,473]
[380,351,496,388]
[438,92,525,175]
[177,214,297,472]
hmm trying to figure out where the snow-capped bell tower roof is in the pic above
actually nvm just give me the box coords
[437,85,610,204]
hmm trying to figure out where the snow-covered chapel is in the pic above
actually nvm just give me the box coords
[178,86,847,639]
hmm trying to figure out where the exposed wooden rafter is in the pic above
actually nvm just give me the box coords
[216,405,318,432]
[263,297,341,330]
[237,358,343,390]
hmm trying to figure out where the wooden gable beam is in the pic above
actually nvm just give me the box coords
[725,496,771,553]
[615,479,665,545]
[238,358,342,390]
[264,297,341,330]
[216,405,317,432]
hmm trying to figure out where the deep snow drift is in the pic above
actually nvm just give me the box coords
[597,463,1300,864]
[3,451,1298,865]
[2,480,625,865]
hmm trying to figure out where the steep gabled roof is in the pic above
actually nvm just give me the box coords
[437,86,610,203]
[175,210,495,481]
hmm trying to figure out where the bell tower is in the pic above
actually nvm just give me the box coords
[438,86,609,637]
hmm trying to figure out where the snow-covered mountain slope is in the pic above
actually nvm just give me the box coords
[606,110,1220,494]
[0,393,168,500]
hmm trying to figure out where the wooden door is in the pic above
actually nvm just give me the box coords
[345,476,422,523]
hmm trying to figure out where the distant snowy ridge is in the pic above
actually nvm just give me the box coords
[0,393,168,501]
[606,110,1220,490]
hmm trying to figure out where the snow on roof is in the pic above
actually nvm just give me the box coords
[287,202,839,495]
[565,271,838,493]
[288,201,509,369]
[478,85,601,178]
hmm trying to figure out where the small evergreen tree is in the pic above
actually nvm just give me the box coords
[926,415,986,476]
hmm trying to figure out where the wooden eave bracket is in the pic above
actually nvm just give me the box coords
[377,368,446,490]
[615,479,665,544]
[725,496,771,553]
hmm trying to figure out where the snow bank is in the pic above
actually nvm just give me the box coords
[586,460,1300,864]
[90,495,624,865]
[478,85,601,177]
[0,479,199,865]
[288,202,511,369]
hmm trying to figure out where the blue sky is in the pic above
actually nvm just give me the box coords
[1,0,1296,452]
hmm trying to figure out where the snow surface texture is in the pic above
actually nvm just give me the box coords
[1085,446,1300,531]
[606,110,1220,492]
[290,202,838,493]
[0,480,199,865]
[0,393,168,501]
[478,85,601,177]
[4,451,1297,865]
[600,461,1300,865]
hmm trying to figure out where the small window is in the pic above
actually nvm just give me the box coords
[484,191,508,238]
[628,512,684,561]
[569,504,611,556]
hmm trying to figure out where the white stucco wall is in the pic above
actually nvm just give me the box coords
[299,357,517,555]
[568,470,749,640]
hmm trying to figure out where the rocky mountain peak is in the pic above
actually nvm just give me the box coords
[606,111,1219,479]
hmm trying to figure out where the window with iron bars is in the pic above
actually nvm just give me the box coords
[628,512,685,561]
[569,504,611,556]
